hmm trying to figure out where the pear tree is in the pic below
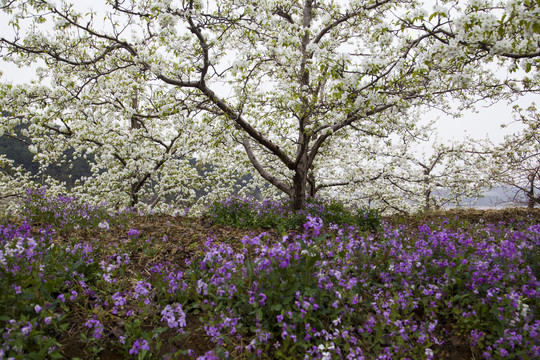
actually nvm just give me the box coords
[486,105,540,208]
[339,125,490,213]
[0,0,511,211]
[406,0,539,80]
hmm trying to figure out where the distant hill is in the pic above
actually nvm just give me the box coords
[0,119,93,188]
[0,118,256,203]
[446,186,526,209]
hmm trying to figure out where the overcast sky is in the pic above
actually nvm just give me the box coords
[429,95,535,144]
[0,0,536,146]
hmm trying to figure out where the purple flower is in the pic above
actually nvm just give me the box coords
[161,304,186,329]
[34,305,42,313]
[303,215,324,236]
[142,340,150,351]
[129,339,150,354]
[21,322,32,336]
[112,292,126,307]
[128,228,141,238]
[133,281,151,299]
[198,350,220,359]
[258,293,267,306]
[470,330,484,347]
[84,318,103,339]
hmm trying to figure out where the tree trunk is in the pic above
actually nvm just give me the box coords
[527,190,535,209]
[527,173,536,209]
[307,173,316,197]
[528,196,535,209]
[130,92,141,130]
[129,189,139,207]
[424,189,431,212]
[290,171,308,211]
[290,154,311,210]
[423,171,431,212]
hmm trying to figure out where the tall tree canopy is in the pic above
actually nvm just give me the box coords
[406,0,539,81]
[0,0,532,211]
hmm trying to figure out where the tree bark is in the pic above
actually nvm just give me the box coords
[527,173,536,209]
[291,169,308,211]
[290,142,311,211]
[424,189,431,212]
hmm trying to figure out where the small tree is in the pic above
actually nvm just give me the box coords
[0,71,235,210]
[401,0,540,210]
[487,105,540,208]
[391,144,489,212]
[342,126,490,213]
[0,155,32,200]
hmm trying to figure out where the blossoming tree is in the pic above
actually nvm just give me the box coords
[410,0,539,208]
[0,0,520,211]
[365,139,489,212]
[484,105,540,208]
[406,0,539,82]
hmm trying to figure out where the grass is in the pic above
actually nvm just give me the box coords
[205,196,380,233]
[0,189,539,359]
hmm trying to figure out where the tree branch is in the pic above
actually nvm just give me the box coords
[242,137,291,195]
[0,37,122,66]
[198,84,295,170]
[274,7,294,24]
[307,103,394,168]
[313,0,391,44]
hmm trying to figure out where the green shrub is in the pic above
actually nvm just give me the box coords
[21,188,134,233]
[206,196,381,232]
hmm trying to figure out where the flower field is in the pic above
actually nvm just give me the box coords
[0,190,539,359]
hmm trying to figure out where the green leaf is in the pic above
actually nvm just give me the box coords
[270,303,282,312]
[138,349,148,360]
[375,324,383,344]
[153,326,168,335]
[25,352,41,360]
[495,321,505,337]
[21,290,36,300]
